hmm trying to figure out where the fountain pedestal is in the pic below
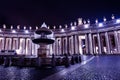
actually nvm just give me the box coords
[37,45,48,57]
[32,23,55,67]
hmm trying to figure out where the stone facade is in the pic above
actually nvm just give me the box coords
[0,18,120,56]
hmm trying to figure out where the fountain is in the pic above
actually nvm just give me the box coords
[32,23,55,66]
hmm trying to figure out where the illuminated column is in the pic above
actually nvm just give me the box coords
[92,35,96,54]
[69,37,72,55]
[19,38,26,55]
[26,38,32,55]
[5,38,12,50]
[62,37,66,54]
[114,31,119,53]
[85,34,89,54]
[52,40,56,55]
[75,35,79,54]
[59,38,62,55]
[56,38,58,55]
[57,38,62,55]
[12,38,19,50]
[97,33,102,54]
[105,32,110,54]
[0,38,5,50]
[61,37,64,55]
[55,39,57,55]
[32,42,36,56]
[88,33,93,54]
[65,37,68,54]
[71,35,74,54]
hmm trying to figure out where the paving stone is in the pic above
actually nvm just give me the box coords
[61,55,120,80]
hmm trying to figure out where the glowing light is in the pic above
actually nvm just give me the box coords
[48,26,50,29]
[3,24,6,29]
[0,29,2,32]
[25,30,29,33]
[74,22,77,26]
[112,14,115,19]
[17,25,20,29]
[61,29,65,32]
[29,26,32,30]
[78,18,83,25]
[98,23,103,27]
[65,24,68,28]
[95,19,98,23]
[71,26,75,30]
[87,19,90,24]
[12,30,16,33]
[83,20,86,24]
[116,19,120,23]
[24,26,26,30]
[84,24,89,28]
[53,26,56,29]
[36,26,38,29]
[59,25,62,29]
[103,17,107,21]
[11,25,13,29]
[70,23,73,26]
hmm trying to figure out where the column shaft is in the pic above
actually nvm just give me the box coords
[105,32,110,54]
[85,34,89,54]
[97,33,102,54]
[74,35,79,54]
[88,33,93,54]
[114,31,119,53]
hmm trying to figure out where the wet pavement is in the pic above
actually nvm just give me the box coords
[1,55,119,80]
[61,55,120,80]
[0,55,92,80]
[0,66,64,80]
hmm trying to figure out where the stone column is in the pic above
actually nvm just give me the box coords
[71,35,74,54]
[88,33,93,54]
[97,33,102,54]
[92,35,96,54]
[63,37,67,55]
[73,35,75,54]
[85,34,89,54]
[114,31,119,53]
[74,35,79,54]
[105,32,110,54]
[66,36,69,55]
[65,37,68,54]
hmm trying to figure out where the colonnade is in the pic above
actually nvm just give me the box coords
[0,35,39,56]
[0,30,120,56]
[53,30,120,55]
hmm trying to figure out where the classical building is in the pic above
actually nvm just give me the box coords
[0,16,120,56]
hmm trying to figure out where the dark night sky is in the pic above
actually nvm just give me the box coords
[0,0,120,27]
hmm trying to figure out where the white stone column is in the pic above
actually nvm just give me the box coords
[85,34,89,54]
[97,33,102,54]
[0,37,5,50]
[63,37,67,54]
[71,35,74,54]
[88,33,93,54]
[105,32,110,54]
[59,38,62,55]
[65,36,68,54]
[74,35,79,54]
[69,37,72,55]
[93,35,96,54]
[114,31,119,53]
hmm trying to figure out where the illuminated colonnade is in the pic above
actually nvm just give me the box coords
[0,16,120,56]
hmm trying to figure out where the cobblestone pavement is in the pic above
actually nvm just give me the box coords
[61,55,120,80]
